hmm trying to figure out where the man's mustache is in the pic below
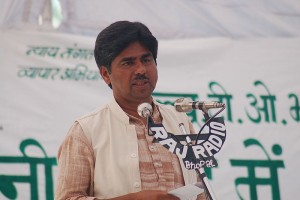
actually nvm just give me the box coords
[134,74,149,81]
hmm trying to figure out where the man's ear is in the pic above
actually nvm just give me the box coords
[99,66,111,85]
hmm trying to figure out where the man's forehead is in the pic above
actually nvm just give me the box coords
[120,52,153,60]
[120,41,150,54]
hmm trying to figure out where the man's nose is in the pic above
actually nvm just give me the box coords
[135,61,147,74]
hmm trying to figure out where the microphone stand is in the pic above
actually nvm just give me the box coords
[180,120,217,200]
[184,105,225,200]
[195,167,216,200]
[194,110,220,200]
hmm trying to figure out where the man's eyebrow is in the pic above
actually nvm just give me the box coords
[120,56,136,62]
[141,52,153,58]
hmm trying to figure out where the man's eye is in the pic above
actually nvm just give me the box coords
[142,57,153,64]
[122,61,134,66]
[143,58,150,63]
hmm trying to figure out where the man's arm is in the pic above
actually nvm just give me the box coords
[55,122,96,200]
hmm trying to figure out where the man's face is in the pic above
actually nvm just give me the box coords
[100,41,158,105]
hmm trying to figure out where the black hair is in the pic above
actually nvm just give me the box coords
[94,21,158,73]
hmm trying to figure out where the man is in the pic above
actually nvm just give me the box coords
[55,21,205,200]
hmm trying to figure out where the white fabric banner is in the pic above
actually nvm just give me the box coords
[0,30,299,200]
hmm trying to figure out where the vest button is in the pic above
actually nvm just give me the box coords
[131,153,137,158]
[134,182,140,188]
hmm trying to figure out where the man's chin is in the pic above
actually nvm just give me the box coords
[132,93,153,102]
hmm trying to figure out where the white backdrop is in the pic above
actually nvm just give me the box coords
[0,29,299,199]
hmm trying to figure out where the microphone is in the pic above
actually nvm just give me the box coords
[137,102,153,118]
[137,102,153,136]
[174,98,225,112]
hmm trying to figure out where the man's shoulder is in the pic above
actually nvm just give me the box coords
[155,101,178,113]
[78,103,110,121]
[155,100,189,120]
